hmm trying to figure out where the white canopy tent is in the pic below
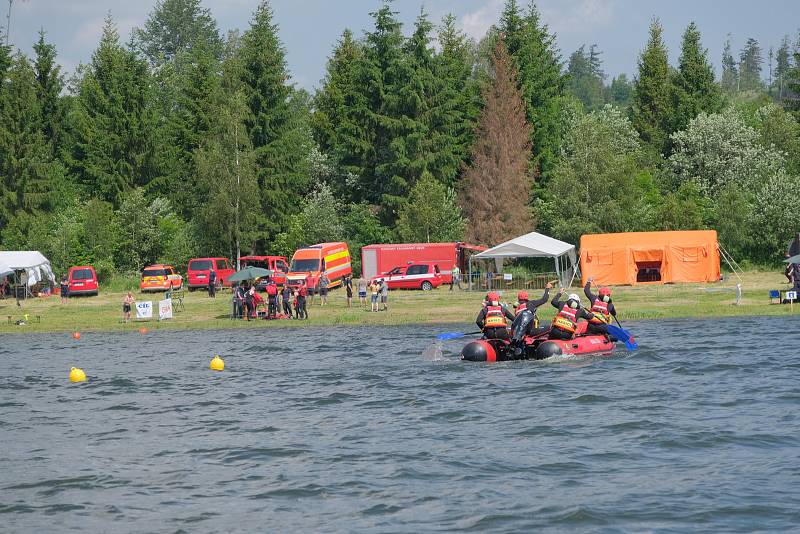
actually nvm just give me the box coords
[0,251,56,290]
[469,232,578,289]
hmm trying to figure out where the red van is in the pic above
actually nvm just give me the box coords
[67,266,98,296]
[238,256,289,289]
[187,257,235,290]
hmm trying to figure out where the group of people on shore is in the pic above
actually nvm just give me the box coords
[476,278,619,342]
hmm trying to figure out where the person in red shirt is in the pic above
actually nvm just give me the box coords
[265,278,279,318]
[297,279,309,319]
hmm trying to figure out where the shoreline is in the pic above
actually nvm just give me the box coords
[0,270,793,335]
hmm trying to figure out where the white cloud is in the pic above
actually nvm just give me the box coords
[542,0,615,35]
[459,0,504,41]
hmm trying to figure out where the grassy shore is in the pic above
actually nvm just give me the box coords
[0,270,793,335]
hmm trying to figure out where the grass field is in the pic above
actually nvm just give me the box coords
[0,270,794,335]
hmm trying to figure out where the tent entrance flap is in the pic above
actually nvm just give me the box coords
[632,248,663,283]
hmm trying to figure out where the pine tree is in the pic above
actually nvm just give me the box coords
[239,0,311,243]
[720,36,738,94]
[133,0,222,65]
[775,37,791,100]
[669,22,723,136]
[396,171,465,243]
[149,40,220,219]
[67,15,156,206]
[0,54,66,224]
[630,18,672,153]
[739,37,764,92]
[609,74,633,107]
[32,30,64,156]
[567,44,604,110]
[430,14,480,186]
[500,1,564,180]
[460,39,532,246]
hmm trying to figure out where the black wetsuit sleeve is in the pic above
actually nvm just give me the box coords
[551,294,563,308]
[608,302,617,317]
[584,282,596,302]
[579,308,595,321]
[476,308,487,329]
[528,288,550,309]
[503,306,515,321]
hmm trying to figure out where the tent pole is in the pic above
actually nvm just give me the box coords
[468,256,473,291]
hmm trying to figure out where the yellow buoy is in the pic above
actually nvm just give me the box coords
[69,367,87,383]
[210,355,224,371]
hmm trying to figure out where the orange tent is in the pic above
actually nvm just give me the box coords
[580,230,720,286]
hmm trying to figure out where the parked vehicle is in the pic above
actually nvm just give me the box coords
[140,264,183,292]
[370,261,444,291]
[286,242,351,290]
[238,255,289,290]
[67,265,98,296]
[361,242,485,283]
[187,257,235,290]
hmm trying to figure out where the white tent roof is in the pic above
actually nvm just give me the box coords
[0,251,55,285]
[0,261,11,276]
[474,232,575,258]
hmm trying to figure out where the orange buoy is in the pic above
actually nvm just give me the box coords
[138,327,148,335]
[72,331,81,340]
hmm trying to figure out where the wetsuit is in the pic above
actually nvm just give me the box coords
[281,286,291,316]
[297,286,308,319]
[549,295,595,340]
[515,287,551,337]
[583,282,617,336]
[266,282,278,317]
[476,303,515,340]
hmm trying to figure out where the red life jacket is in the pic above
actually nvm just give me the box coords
[515,300,529,316]
[484,304,507,328]
[590,298,610,324]
[266,283,278,296]
[552,304,577,333]
[298,286,307,297]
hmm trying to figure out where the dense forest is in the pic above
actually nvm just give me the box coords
[1,0,800,279]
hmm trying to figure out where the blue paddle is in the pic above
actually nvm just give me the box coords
[609,318,637,350]
[437,331,482,341]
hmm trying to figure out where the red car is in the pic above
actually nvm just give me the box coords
[370,261,443,291]
[187,257,235,290]
[67,266,98,296]
[238,255,289,289]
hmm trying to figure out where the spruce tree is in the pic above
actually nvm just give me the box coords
[67,16,156,206]
[775,37,791,100]
[739,37,764,92]
[460,40,532,246]
[500,1,564,180]
[239,0,310,243]
[720,37,738,94]
[133,0,222,65]
[630,18,672,154]
[669,22,723,136]
[430,14,480,186]
[567,44,604,110]
[32,30,64,156]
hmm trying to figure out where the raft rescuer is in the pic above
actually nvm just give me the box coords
[549,289,595,341]
[584,277,617,337]
[476,292,515,340]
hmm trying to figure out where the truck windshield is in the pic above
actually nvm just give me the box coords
[189,260,213,271]
[290,258,320,272]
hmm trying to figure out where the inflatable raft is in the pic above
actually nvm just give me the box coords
[460,322,615,362]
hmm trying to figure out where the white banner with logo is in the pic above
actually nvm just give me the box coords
[159,298,173,321]
[136,301,153,320]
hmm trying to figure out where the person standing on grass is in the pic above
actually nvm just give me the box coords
[344,275,353,308]
[450,265,462,290]
[60,276,69,303]
[319,273,330,306]
[357,276,368,307]
[370,279,380,312]
[379,278,389,311]
[123,291,135,323]
[208,268,217,298]
[281,284,292,317]
[297,280,309,319]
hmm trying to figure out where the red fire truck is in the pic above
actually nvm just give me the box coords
[360,242,485,283]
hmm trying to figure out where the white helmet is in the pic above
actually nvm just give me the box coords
[567,293,580,308]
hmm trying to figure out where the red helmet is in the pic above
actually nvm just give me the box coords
[487,291,500,301]
[599,287,611,297]
[517,291,529,301]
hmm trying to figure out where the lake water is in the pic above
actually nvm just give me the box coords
[2,316,800,532]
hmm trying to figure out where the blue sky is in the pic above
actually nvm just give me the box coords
[6,0,799,90]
